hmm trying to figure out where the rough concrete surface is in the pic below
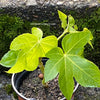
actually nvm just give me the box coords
[0,0,100,8]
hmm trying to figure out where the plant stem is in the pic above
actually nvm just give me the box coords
[57,21,69,41]
[42,78,48,87]
[39,58,44,74]
[57,28,68,40]
[58,17,69,40]
[39,58,48,87]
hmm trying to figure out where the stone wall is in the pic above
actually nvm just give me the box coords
[0,1,100,66]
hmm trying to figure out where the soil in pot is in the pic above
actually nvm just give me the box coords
[19,68,66,100]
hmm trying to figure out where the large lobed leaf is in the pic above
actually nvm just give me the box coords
[44,47,74,100]
[1,28,58,73]
[44,31,100,100]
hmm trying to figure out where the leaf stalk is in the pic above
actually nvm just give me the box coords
[57,18,69,40]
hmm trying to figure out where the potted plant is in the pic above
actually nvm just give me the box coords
[0,10,100,100]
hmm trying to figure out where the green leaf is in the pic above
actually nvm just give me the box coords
[74,25,78,30]
[45,47,63,82]
[8,33,58,73]
[44,31,100,100]
[69,55,100,87]
[0,50,19,68]
[58,10,67,29]
[7,50,39,73]
[62,31,91,55]
[45,47,74,100]
[32,27,43,40]
[45,32,91,99]
[7,50,27,73]
[58,55,74,100]
[10,33,38,50]
[68,28,93,49]
[83,28,93,48]
[40,36,58,54]
[67,15,78,33]
[68,15,75,26]
[68,26,76,33]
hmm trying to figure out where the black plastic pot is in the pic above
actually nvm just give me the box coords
[11,59,79,100]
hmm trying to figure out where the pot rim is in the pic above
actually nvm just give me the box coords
[11,72,79,100]
[12,73,30,100]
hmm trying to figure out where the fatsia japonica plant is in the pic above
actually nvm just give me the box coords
[0,10,100,100]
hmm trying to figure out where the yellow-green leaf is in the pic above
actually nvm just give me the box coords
[32,27,43,40]
[10,33,38,50]
[68,15,75,26]
[58,10,67,29]
[8,33,58,73]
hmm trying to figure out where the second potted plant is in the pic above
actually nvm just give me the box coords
[0,10,100,100]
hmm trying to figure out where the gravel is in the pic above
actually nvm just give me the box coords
[0,74,16,100]
[19,69,65,100]
[74,85,100,100]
